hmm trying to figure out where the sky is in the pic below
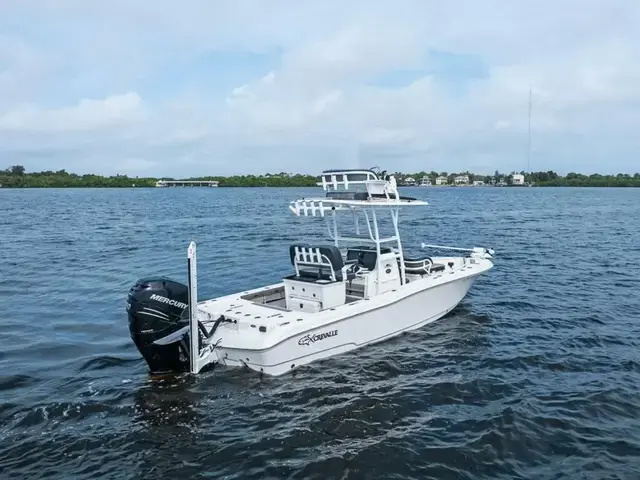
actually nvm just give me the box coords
[1,0,639,177]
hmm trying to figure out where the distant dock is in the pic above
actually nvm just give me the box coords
[155,180,219,188]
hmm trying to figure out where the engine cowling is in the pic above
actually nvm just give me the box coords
[127,277,191,374]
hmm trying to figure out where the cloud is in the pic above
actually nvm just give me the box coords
[0,0,639,176]
[0,93,144,131]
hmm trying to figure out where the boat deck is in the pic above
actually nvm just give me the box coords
[195,255,493,350]
[199,283,290,324]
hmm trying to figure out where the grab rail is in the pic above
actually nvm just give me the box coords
[421,243,495,258]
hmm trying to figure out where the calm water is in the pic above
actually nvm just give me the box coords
[1,186,639,479]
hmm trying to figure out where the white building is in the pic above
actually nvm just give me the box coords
[512,173,525,185]
[404,177,416,186]
[435,176,448,185]
[454,175,469,185]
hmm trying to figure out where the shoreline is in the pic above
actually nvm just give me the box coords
[2,184,640,189]
[2,166,639,189]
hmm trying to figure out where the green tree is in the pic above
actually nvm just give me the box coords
[9,165,25,175]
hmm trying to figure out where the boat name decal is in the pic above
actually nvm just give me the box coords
[149,294,188,310]
[298,329,338,346]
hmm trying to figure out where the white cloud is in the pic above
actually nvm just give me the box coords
[0,0,639,176]
[0,93,144,132]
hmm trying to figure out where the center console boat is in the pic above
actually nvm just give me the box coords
[126,169,494,376]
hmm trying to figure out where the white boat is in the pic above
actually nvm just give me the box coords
[126,168,495,376]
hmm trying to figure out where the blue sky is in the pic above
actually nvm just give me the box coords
[1,0,639,177]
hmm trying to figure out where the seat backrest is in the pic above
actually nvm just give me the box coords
[289,243,312,266]
[289,244,345,280]
[315,245,344,271]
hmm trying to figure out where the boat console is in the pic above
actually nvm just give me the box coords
[346,245,392,270]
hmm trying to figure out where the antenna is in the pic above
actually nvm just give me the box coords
[527,87,532,173]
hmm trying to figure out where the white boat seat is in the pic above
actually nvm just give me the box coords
[288,244,357,282]
[403,255,445,274]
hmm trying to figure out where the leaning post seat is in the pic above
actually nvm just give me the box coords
[284,243,357,312]
[288,244,357,282]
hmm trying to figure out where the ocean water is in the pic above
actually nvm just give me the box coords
[1,186,639,479]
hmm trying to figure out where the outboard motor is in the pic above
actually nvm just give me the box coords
[127,277,192,374]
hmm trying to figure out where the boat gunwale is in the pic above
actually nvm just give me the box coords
[201,260,493,352]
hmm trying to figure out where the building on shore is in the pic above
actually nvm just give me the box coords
[403,177,417,186]
[454,175,469,185]
[512,173,525,185]
[419,176,432,186]
[435,176,448,185]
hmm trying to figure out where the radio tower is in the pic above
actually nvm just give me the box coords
[527,87,532,173]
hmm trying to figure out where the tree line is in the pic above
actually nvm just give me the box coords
[399,170,640,187]
[0,166,318,188]
[2,165,640,188]
[0,166,158,188]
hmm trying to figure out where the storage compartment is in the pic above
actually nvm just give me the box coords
[286,297,322,313]
[283,278,346,311]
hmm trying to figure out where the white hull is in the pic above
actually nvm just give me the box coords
[197,265,484,376]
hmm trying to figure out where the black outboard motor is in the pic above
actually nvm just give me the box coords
[127,277,191,374]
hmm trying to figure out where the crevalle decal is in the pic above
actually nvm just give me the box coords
[298,329,338,346]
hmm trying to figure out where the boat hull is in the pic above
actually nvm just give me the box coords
[214,275,476,376]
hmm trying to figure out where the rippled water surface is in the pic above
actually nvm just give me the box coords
[1,186,639,479]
